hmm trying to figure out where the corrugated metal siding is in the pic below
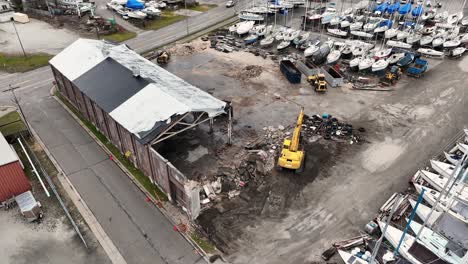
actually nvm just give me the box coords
[0,161,31,202]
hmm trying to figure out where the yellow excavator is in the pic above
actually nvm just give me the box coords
[277,107,305,172]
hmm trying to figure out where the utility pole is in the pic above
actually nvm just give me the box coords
[184,0,189,36]
[11,21,26,57]
[3,85,31,134]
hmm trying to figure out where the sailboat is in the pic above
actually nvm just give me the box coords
[411,5,423,17]
[372,59,389,72]
[327,49,341,64]
[443,39,461,48]
[351,31,374,38]
[350,22,364,31]
[413,183,468,224]
[450,47,466,57]
[327,28,348,37]
[444,151,463,165]
[408,199,442,226]
[417,48,444,58]
[407,220,465,264]
[236,21,255,35]
[293,32,310,46]
[418,169,468,204]
[338,250,369,264]
[260,35,275,47]
[447,12,463,24]
[386,40,412,49]
[419,35,433,46]
[458,142,468,154]
[374,48,392,59]
[398,2,412,16]
[358,57,375,71]
[385,28,399,39]
[406,34,422,45]
[432,37,445,47]
[430,160,456,178]
[387,52,405,64]
[377,222,423,264]
[421,9,435,20]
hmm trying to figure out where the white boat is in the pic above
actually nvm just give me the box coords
[340,20,351,28]
[343,7,353,15]
[327,28,348,37]
[350,22,363,31]
[374,48,392,58]
[127,10,147,19]
[249,25,265,35]
[355,0,369,10]
[414,183,468,224]
[229,23,239,33]
[417,48,444,57]
[260,35,275,47]
[460,34,468,44]
[352,46,367,56]
[238,12,264,21]
[444,151,462,165]
[327,50,341,64]
[349,57,362,69]
[330,16,341,26]
[421,9,435,20]
[321,8,337,24]
[386,40,412,49]
[447,12,463,24]
[406,34,421,45]
[304,45,319,57]
[432,37,445,47]
[443,39,460,48]
[384,28,399,39]
[277,40,290,50]
[293,32,310,46]
[419,35,433,46]
[377,222,423,264]
[374,25,389,33]
[236,21,255,35]
[142,6,161,16]
[434,11,448,22]
[358,57,375,71]
[387,52,405,64]
[408,220,465,264]
[396,30,410,40]
[430,160,455,178]
[351,31,373,38]
[338,250,369,264]
[408,199,441,226]
[284,30,301,42]
[450,47,466,57]
[419,169,468,203]
[363,18,381,32]
[462,16,468,26]
[458,142,468,154]
[420,26,435,35]
[372,59,388,72]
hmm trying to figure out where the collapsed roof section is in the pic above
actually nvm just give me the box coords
[50,39,226,144]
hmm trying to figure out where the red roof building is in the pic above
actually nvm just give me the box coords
[0,132,30,202]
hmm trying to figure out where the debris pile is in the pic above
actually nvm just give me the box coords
[198,150,274,206]
[167,40,209,56]
[302,114,360,143]
[239,65,263,79]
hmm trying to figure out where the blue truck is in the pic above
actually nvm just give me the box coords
[280,60,302,84]
[406,58,428,78]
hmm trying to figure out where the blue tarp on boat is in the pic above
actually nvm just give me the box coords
[125,0,144,9]
[386,1,400,13]
[398,3,411,15]
[379,19,393,28]
[374,2,389,13]
[411,5,423,16]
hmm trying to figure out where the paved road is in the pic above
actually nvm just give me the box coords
[0,3,240,263]
[0,68,205,264]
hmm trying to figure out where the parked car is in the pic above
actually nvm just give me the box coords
[226,0,235,8]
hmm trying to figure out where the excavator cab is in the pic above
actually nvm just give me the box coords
[315,74,327,93]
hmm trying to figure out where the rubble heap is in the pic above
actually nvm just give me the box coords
[239,65,263,79]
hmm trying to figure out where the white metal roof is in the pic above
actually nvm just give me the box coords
[50,39,226,139]
[109,84,190,137]
[0,132,19,167]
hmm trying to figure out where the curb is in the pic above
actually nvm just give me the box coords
[27,103,127,264]
[52,92,213,263]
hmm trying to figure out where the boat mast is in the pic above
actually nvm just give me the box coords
[414,154,468,241]
[369,194,402,264]
[303,0,309,31]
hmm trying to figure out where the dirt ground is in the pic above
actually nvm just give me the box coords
[0,137,110,264]
[159,37,468,263]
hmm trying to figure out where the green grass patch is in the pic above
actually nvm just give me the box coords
[102,30,137,43]
[0,111,27,136]
[0,53,52,73]
[55,92,168,201]
[143,10,186,30]
[190,232,215,253]
[187,4,217,12]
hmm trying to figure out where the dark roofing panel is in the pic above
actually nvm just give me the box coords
[0,161,31,202]
[73,57,149,113]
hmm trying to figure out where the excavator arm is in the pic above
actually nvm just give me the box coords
[289,107,304,152]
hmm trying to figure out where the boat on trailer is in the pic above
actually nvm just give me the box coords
[417,48,444,57]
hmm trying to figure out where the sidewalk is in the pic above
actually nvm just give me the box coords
[21,89,206,264]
